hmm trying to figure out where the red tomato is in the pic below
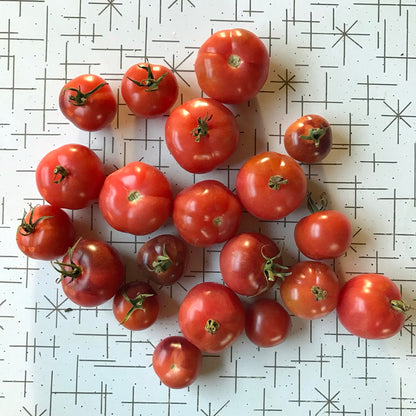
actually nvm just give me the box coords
[16,204,76,260]
[59,74,116,131]
[280,261,341,320]
[245,298,291,348]
[165,98,239,174]
[36,144,106,210]
[236,151,307,220]
[178,282,245,353]
[337,273,410,339]
[194,28,269,104]
[112,281,159,330]
[121,62,178,118]
[284,114,332,163]
[152,336,202,389]
[53,239,124,307]
[220,232,287,296]
[98,161,173,235]
[172,180,242,247]
[136,234,189,286]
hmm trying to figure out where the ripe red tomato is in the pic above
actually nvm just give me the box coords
[173,180,242,247]
[165,98,239,174]
[16,204,76,260]
[98,161,173,235]
[194,28,269,104]
[53,239,124,307]
[236,151,307,220]
[220,232,286,296]
[112,281,159,330]
[284,114,332,163]
[279,261,341,320]
[337,273,410,339]
[178,282,245,353]
[36,144,106,210]
[245,298,291,348]
[136,234,189,286]
[152,336,202,389]
[121,61,178,118]
[59,74,116,131]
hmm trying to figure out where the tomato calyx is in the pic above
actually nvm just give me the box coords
[17,205,53,236]
[52,238,83,284]
[261,247,291,284]
[53,165,69,184]
[300,125,327,147]
[205,318,220,334]
[268,175,289,190]
[228,54,242,68]
[146,244,172,273]
[127,190,141,202]
[307,192,328,213]
[190,113,213,142]
[63,82,108,106]
[311,285,328,301]
[128,63,167,92]
[390,299,411,314]
[120,289,155,324]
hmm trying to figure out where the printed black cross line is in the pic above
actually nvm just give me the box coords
[0,0,45,18]
[252,388,283,414]
[264,351,297,389]
[210,0,254,23]
[22,404,47,416]
[358,250,400,276]
[354,0,416,23]
[9,332,59,363]
[386,377,416,413]
[3,369,33,398]
[89,0,122,32]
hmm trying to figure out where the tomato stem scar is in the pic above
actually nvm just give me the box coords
[268,175,289,190]
[128,190,141,202]
[228,54,241,68]
[390,299,411,313]
[311,285,328,301]
[205,319,220,334]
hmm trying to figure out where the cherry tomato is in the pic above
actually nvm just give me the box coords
[173,180,241,247]
[337,273,410,339]
[98,161,173,235]
[194,28,269,104]
[112,281,159,330]
[284,114,332,163]
[165,98,239,174]
[280,261,341,320]
[236,151,307,220]
[220,232,287,297]
[136,234,189,286]
[121,61,178,118]
[52,238,124,307]
[245,298,291,348]
[152,336,202,389]
[59,74,116,131]
[178,282,245,353]
[16,204,76,260]
[36,144,106,210]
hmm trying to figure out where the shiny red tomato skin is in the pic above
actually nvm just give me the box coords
[236,151,307,220]
[220,232,282,296]
[36,144,106,210]
[16,204,77,260]
[178,282,245,353]
[59,74,116,131]
[294,210,352,259]
[152,336,202,389]
[245,298,291,348]
[194,28,269,104]
[165,98,239,174]
[337,274,407,339]
[284,114,332,163]
[172,180,242,247]
[280,261,340,320]
[98,161,173,235]
[58,239,124,307]
[121,62,178,118]
[112,281,159,331]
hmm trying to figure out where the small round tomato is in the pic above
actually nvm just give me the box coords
[195,28,269,104]
[36,144,106,210]
[53,238,124,307]
[59,74,116,131]
[220,232,286,296]
[178,282,245,353]
[165,98,239,174]
[152,336,202,389]
[98,161,173,236]
[172,180,241,247]
[16,204,76,260]
[136,234,189,286]
[280,261,341,320]
[112,281,159,330]
[236,151,307,220]
[284,114,332,163]
[245,298,291,348]
[337,273,410,339]
[121,61,178,118]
